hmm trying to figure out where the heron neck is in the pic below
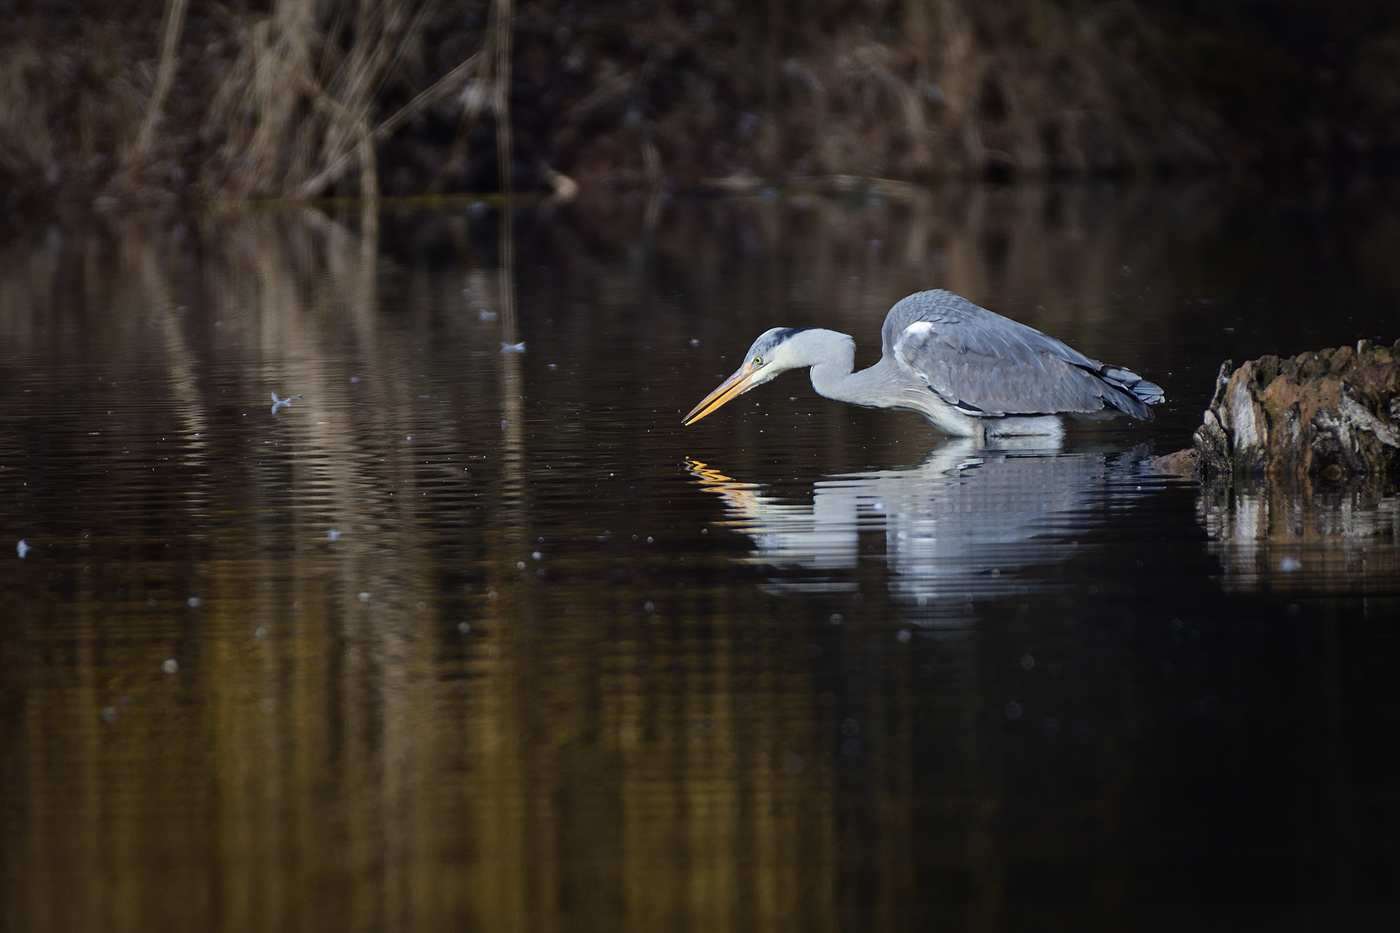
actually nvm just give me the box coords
[809,344,899,409]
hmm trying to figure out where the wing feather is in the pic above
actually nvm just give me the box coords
[888,291,1154,418]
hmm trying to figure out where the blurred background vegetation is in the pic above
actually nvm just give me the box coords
[4,0,1400,210]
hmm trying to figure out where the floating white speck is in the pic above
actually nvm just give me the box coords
[1279,556,1303,572]
[327,528,341,541]
[161,658,179,674]
[16,539,30,559]
[187,596,202,608]
[500,341,526,353]
[270,392,303,413]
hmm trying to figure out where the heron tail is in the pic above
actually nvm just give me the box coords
[1099,366,1165,419]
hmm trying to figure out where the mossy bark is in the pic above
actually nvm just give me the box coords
[1180,341,1400,484]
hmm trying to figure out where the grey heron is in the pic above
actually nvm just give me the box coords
[683,290,1164,440]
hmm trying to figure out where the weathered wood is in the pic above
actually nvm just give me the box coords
[1156,339,1400,482]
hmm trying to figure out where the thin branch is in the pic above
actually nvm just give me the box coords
[131,0,189,165]
[293,50,484,199]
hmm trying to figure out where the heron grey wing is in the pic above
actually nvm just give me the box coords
[893,319,1121,416]
[880,290,984,356]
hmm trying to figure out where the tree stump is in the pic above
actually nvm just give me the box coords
[1179,340,1400,482]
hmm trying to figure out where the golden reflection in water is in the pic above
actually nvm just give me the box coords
[11,569,859,931]
[0,208,862,932]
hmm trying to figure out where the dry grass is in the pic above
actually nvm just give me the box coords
[194,0,519,200]
[732,0,1216,182]
[0,33,149,181]
[0,44,57,173]
[0,0,515,205]
[1,0,1395,205]
[202,0,431,199]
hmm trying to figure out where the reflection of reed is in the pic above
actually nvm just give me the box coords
[0,211,849,932]
[444,589,845,932]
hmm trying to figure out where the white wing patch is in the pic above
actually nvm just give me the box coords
[893,321,937,385]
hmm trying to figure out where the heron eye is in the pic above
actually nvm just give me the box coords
[752,356,763,366]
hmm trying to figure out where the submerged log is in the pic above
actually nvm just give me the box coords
[1163,340,1400,482]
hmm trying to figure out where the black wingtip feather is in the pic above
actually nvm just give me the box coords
[1099,366,1164,419]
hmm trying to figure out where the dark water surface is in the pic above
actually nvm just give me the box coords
[1,184,1398,931]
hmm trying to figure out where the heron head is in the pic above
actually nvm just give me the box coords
[682,328,814,425]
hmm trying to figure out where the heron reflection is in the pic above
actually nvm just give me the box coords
[690,439,1145,626]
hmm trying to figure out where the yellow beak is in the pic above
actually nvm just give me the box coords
[683,362,761,425]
